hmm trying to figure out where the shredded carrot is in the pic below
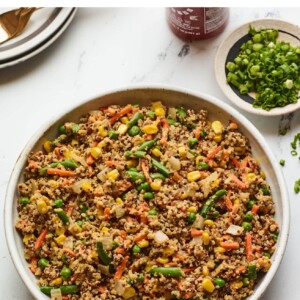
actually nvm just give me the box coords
[240,157,248,170]
[140,213,148,224]
[182,267,195,273]
[166,262,178,267]
[35,228,48,249]
[193,129,200,139]
[98,286,106,293]
[28,160,39,169]
[114,256,129,281]
[47,168,76,177]
[134,233,148,242]
[191,228,202,237]
[230,157,241,168]
[160,118,170,145]
[145,134,153,140]
[173,171,182,182]
[109,104,133,124]
[29,257,37,273]
[71,274,78,282]
[115,247,126,255]
[63,247,77,257]
[251,204,259,214]
[66,204,74,217]
[236,265,246,274]
[228,174,247,189]
[225,190,233,211]
[104,208,111,215]
[207,145,222,159]
[141,159,152,184]
[220,241,240,249]
[104,160,119,167]
[245,232,254,261]
[86,154,94,165]
[54,147,63,159]
[119,230,127,239]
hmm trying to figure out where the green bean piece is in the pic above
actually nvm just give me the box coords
[58,125,67,134]
[148,267,184,277]
[248,264,257,280]
[294,179,300,194]
[54,208,69,225]
[137,182,152,192]
[242,277,250,287]
[144,192,154,200]
[128,167,138,172]
[187,212,196,224]
[242,222,252,231]
[40,285,79,296]
[136,275,145,282]
[40,160,78,175]
[167,118,178,126]
[61,267,72,279]
[128,112,144,127]
[112,241,119,249]
[260,186,270,195]
[96,242,112,265]
[54,199,64,208]
[188,138,199,149]
[176,107,186,119]
[128,125,140,136]
[38,258,49,270]
[133,151,147,158]
[108,130,118,140]
[132,244,141,253]
[198,162,209,170]
[247,200,256,210]
[279,159,285,166]
[150,173,166,181]
[215,278,226,287]
[151,158,170,177]
[146,111,156,119]
[127,171,146,183]
[40,286,53,296]
[148,209,157,216]
[61,254,67,263]
[20,197,30,205]
[138,139,158,151]
[200,189,227,218]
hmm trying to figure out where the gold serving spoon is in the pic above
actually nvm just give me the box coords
[0,7,40,45]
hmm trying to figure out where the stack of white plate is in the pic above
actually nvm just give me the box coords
[0,7,77,69]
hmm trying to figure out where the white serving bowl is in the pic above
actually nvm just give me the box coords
[5,85,289,300]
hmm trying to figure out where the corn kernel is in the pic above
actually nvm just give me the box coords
[123,287,136,299]
[178,147,187,157]
[213,134,223,142]
[187,206,197,213]
[97,207,104,217]
[151,101,163,110]
[187,171,201,182]
[55,227,66,236]
[97,140,107,149]
[101,227,109,233]
[116,197,124,204]
[55,234,67,245]
[50,277,63,287]
[36,199,48,214]
[162,246,175,257]
[204,220,214,226]
[91,147,101,159]
[143,125,158,134]
[246,173,256,180]
[202,278,215,293]
[23,234,35,244]
[152,148,162,157]
[145,262,156,272]
[261,171,266,179]
[154,107,165,117]
[150,179,162,191]
[51,241,57,248]
[202,265,209,276]
[202,231,210,245]
[71,139,78,146]
[106,169,120,180]
[231,281,243,290]
[43,141,52,153]
[126,159,138,168]
[64,149,71,159]
[211,121,223,135]
[215,246,226,253]
[81,182,92,192]
[68,223,82,235]
[91,250,98,258]
[117,124,128,135]
[180,191,189,199]
[98,125,108,137]
[120,116,129,124]
[234,199,240,205]
[137,240,149,248]
[211,179,220,188]
[195,155,205,165]
[49,180,58,188]
[219,161,226,168]
[156,257,169,264]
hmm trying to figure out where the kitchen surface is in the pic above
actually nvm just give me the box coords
[1,7,300,299]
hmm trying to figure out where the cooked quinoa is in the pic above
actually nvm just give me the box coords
[16,101,279,300]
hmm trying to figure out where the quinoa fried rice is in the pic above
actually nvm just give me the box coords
[16,101,279,300]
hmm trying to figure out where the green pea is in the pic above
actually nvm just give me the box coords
[127,278,133,284]
[61,267,72,279]
[128,125,140,136]
[54,199,64,208]
[144,192,154,200]
[148,209,157,216]
[108,130,118,140]
[242,222,252,231]
[187,212,196,224]
[263,252,271,258]
[215,278,226,287]
[177,107,186,118]
[112,241,119,249]
[200,131,207,138]
[136,275,145,282]
[247,200,256,210]
[76,220,83,228]
[71,124,80,133]
[132,245,141,253]
[242,277,250,287]
[146,111,156,120]
[198,162,209,170]
[20,197,30,205]
[137,183,152,192]
[58,125,67,134]
[61,254,67,263]
[38,258,49,270]
[188,138,199,148]
[261,186,270,195]
[244,212,254,222]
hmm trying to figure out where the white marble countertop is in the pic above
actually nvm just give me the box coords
[1,7,300,300]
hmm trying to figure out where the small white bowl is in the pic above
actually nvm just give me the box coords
[4,85,290,299]
[215,18,300,116]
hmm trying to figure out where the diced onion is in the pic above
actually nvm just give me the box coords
[115,279,126,296]
[168,107,177,120]
[70,152,88,167]
[115,205,125,218]
[99,264,110,275]
[100,236,113,250]
[97,167,111,182]
[72,179,91,194]
[50,288,62,300]
[169,156,181,171]
[192,214,204,229]
[63,236,74,250]
[154,230,169,243]
[226,224,244,236]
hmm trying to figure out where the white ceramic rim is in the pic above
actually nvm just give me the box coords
[215,18,300,116]
[4,84,290,300]
[0,8,77,69]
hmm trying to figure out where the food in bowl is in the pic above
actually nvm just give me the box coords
[15,101,279,299]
